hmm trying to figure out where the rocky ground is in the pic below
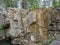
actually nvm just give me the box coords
[49,39,60,45]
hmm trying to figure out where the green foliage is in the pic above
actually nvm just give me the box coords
[22,0,40,10]
[53,0,60,8]
[30,0,40,10]
[2,0,19,7]
[30,4,39,10]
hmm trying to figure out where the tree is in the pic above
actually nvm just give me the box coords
[22,0,40,10]
[2,0,19,7]
[53,0,60,8]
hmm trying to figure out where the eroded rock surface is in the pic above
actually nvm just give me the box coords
[4,8,50,45]
[1,8,60,45]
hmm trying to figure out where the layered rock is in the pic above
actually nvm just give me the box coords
[3,7,60,45]
[4,8,50,45]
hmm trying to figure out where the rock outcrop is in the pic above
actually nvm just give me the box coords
[2,7,60,45]
[3,8,50,45]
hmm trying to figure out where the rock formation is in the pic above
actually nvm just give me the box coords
[2,7,60,45]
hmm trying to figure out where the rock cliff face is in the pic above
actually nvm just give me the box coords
[2,8,60,45]
[5,8,50,43]
[4,8,50,45]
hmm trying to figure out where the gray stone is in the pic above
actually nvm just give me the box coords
[49,40,60,45]
[0,30,5,40]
